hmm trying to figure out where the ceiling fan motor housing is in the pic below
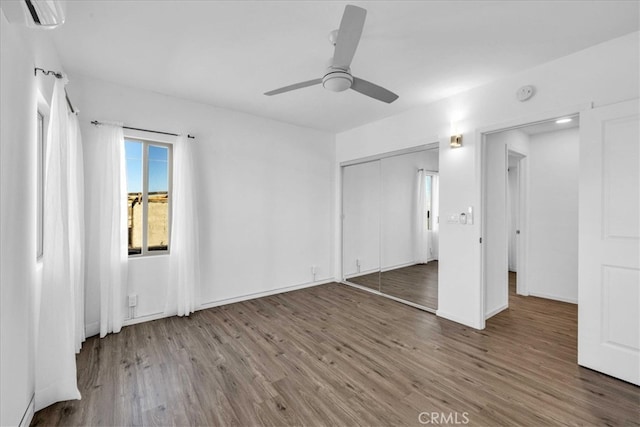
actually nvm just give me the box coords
[264,6,397,103]
[323,67,353,92]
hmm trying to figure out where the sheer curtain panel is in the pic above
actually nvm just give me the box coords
[414,169,430,264]
[166,135,200,316]
[35,78,83,411]
[88,123,128,337]
[68,113,86,352]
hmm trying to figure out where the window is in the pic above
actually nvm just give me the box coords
[37,111,45,258]
[125,138,172,256]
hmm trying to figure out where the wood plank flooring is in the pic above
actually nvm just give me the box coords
[347,262,438,309]
[32,281,639,426]
[381,262,438,309]
[347,270,380,290]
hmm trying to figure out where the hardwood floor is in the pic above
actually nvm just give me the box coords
[347,262,438,310]
[346,270,380,290]
[33,282,639,426]
[381,262,438,309]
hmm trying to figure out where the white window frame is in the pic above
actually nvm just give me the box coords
[125,136,173,258]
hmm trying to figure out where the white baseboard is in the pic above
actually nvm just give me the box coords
[19,394,34,427]
[436,309,483,330]
[485,304,509,319]
[123,311,167,327]
[528,291,577,304]
[381,261,416,272]
[116,277,335,328]
[346,260,439,277]
[199,278,334,311]
[380,259,438,273]
[345,269,379,279]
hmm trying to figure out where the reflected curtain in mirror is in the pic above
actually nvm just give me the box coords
[414,169,430,264]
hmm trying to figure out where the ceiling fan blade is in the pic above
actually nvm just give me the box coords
[332,5,367,69]
[264,78,322,96]
[351,77,399,103]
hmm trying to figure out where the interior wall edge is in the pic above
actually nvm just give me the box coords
[435,309,483,330]
[485,304,509,320]
[18,394,34,427]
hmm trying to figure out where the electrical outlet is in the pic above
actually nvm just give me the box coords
[128,294,137,307]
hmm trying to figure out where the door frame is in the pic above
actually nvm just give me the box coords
[476,103,592,329]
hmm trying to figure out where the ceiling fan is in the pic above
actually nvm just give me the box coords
[264,5,399,104]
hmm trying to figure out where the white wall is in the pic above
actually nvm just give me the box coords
[527,128,579,303]
[336,32,639,328]
[73,74,335,333]
[0,9,65,426]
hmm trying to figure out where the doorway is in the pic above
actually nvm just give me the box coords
[482,115,580,321]
[507,151,525,297]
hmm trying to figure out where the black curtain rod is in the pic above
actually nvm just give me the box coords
[91,120,195,140]
[34,67,76,114]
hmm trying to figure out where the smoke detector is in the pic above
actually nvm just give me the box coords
[516,85,535,102]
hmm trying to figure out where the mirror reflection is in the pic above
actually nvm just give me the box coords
[342,147,439,311]
[380,149,439,310]
[342,160,381,291]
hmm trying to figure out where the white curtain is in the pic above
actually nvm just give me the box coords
[35,78,83,410]
[68,113,86,352]
[166,136,200,316]
[431,174,439,260]
[89,123,128,337]
[414,169,430,264]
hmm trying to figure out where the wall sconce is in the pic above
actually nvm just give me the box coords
[450,134,463,148]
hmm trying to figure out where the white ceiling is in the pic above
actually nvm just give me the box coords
[51,1,639,132]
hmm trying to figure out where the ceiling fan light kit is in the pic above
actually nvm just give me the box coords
[322,67,353,92]
[264,5,398,103]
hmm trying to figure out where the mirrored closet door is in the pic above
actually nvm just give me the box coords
[342,160,381,291]
[342,146,439,311]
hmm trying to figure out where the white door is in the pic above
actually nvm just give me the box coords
[483,134,509,319]
[579,99,640,385]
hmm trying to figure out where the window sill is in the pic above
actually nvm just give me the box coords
[128,253,171,261]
